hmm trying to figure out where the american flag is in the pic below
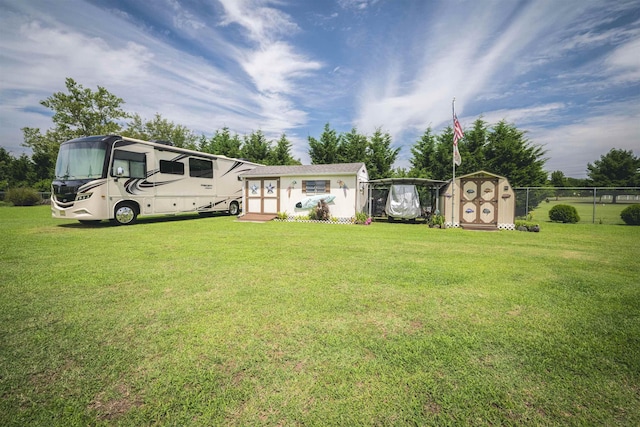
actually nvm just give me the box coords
[453,114,463,166]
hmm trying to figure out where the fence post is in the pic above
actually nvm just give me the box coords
[593,188,596,224]
[525,188,530,219]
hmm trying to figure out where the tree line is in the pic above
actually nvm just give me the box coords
[1,78,638,192]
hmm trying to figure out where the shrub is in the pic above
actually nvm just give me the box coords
[620,204,640,225]
[309,200,330,221]
[430,214,445,228]
[549,204,580,223]
[354,212,368,224]
[6,188,41,206]
[515,220,540,231]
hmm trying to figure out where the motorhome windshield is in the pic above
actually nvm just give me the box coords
[55,140,108,180]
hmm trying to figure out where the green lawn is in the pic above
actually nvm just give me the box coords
[1,206,639,426]
[528,197,636,225]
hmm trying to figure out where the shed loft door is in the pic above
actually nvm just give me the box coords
[460,178,498,226]
[246,178,280,214]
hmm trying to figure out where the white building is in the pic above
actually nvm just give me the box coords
[240,163,369,220]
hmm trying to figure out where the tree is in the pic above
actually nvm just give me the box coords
[21,78,129,187]
[123,113,198,149]
[40,77,128,140]
[587,148,640,187]
[268,133,300,166]
[199,127,242,158]
[338,128,368,164]
[308,123,341,164]
[9,154,35,188]
[366,128,399,180]
[430,126,455,180]
[484,120,547,188]
[241,130,272,164]
[459,118,488,174]
[549,170,567,200]
[409,128,437,178]
[549,170,566,187]
[0,147,14,190]
[587,148,640,203]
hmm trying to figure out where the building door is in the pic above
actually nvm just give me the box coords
[460,178,498,227]
[246,178,280,214]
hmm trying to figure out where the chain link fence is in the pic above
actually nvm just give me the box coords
[515,187,640,224]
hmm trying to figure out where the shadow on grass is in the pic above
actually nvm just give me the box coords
[57,212,232,228]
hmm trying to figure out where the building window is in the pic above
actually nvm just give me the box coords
[189,158,213,178]
[112,150,146,178]
[302,180,330,194]
[160,160,185,175]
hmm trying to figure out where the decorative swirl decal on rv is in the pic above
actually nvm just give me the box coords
[124,177,182,194]
[78,180,106,192]
[220,161,245,177]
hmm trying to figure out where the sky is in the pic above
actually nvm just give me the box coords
[1,0,639,178]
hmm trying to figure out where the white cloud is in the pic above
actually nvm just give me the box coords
[604,37,640,83]
[242,42,322,94]
[0,20,153,91]
[530,102,640,177]
[217,0,300,43]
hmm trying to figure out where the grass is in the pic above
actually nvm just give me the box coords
[1,205,639,426]
[527,197,636,225]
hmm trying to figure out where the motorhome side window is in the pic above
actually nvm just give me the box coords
[189,158,213,178]
[160,160,185,175]
[112,150,146,178]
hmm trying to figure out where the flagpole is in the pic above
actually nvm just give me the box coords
[451,98,456,228]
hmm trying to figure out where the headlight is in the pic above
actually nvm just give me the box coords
[75,192,93,201]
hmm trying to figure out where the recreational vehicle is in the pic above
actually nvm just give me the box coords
[51,135,260,225]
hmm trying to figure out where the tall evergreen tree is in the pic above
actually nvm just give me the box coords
[338,127,368,163]
[409,128,437,178]
[268,133,300,165]
[459,118,488,174]
[431,126,455,180]
[199,127,242,158]
[484,120,547,187]
[308,123,341,164]
[366,128,399,180]
[241,130,272,164]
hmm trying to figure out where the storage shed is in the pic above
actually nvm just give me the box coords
[239,163,368,220]
[440,170,516,230]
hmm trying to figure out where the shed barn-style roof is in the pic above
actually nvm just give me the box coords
[455,170,507,180]
[240,163,366,178]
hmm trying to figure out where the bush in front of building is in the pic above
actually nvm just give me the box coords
[309,200,331,221]
[6,188,41,206]
[548,204,580,223]
[620,204,640,225]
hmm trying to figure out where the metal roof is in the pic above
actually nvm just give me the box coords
[240,162,366,177]
[366,177,448,188]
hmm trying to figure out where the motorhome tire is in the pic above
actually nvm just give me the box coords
[229,201,240,216]
[114,203,137,225]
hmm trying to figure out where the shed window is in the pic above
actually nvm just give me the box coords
[302,180,330,194]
